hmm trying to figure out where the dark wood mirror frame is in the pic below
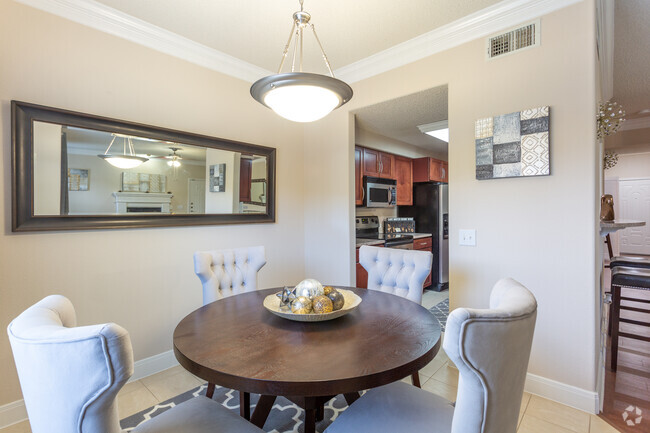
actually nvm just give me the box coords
[11,101,276,232]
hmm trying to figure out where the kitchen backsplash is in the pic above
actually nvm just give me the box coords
[355,207,397,233]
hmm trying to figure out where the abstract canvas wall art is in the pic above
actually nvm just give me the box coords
[475,106,550,180]
[68,169,89,191]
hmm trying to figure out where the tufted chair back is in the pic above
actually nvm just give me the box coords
[445,278,537,433]
[193,246,267,304]
[359,245,433,304]
[7,295,133,433]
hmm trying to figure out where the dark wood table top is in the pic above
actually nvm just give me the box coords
[173,286,441,397]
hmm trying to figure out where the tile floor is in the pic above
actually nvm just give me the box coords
[1,289,621,433]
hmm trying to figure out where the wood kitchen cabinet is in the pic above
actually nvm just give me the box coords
[355,147,363,205]
[414,236,433,288]
[355,244,384,288]
[239,158,252,202]
[362,147,395,180]
[413,157,448,183]
[394,155,413,205]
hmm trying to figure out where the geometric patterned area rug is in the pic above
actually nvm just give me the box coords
[120,383,349,433]
[428,298,449,332]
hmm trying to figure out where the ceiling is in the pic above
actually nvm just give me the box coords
[355,86,449,154]
[93,0,502,73]
[64,126,208,161]
[607,0,650,151]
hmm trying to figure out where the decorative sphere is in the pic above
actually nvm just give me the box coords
[328,291,344,311]
[312,295,333,314]
[295,279,324,299]
[323,286,335,296]
[291,296,313,314]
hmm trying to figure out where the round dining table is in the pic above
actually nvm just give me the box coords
[173,286,441,433]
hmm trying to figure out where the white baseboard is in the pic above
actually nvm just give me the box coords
[0,353,600,429]
[525,373,599,414]
[129,350,179,382]
[0,350,179,429]
[0,400,28,430]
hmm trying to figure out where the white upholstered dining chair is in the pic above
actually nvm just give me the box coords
[359,244,433,386]
[7,295,264,433]
[359,245,432,305]
[193,246,266,400]
[325,277,538,433]
[193,246,266,305]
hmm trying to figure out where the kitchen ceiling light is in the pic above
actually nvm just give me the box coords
[417,120,449,143]
[98,134,148,169]
[250,0,352,123]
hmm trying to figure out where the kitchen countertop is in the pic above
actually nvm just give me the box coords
[355,233,432,248]
[600,219,645,236]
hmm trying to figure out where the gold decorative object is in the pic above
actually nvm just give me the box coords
[323,286,335,296]
[328,290,344,311]
[295,279,324,299]
[312,295,333,314]
[291,296,313,314]
[600,194,615,222]
[263,288,362,322]
[597,101,626,140]
[603,151,618,170]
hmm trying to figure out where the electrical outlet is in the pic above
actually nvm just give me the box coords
[459,229,476,246]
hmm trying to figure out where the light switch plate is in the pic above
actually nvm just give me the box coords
[459,229,476,246]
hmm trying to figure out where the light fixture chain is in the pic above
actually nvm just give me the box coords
[277,21,296,73]
[299,25,304,72]
[291,28,299,72]
[127,137,136,156]
[104,135,117,155]
[310,24,335,77]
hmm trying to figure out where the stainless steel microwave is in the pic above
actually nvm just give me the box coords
[364,177,396,207]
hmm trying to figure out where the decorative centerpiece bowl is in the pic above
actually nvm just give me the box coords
[263,288,362,322]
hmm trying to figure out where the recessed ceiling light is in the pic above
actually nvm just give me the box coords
[417,120,449,143]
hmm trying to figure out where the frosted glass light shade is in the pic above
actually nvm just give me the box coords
[168,160,181,167]
[264,85,339,122]
[251,72,352,123]
[98,154,148,169]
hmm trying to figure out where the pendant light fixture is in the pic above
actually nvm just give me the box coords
[250,0,353,123]
[98,133,149,169]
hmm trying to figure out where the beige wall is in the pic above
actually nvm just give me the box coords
[304,0,599,401]
[0,1,306,406]
[605,149,650,179]
[33,122,62,215]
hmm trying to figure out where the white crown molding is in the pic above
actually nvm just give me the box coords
[335,0,583,83]
[14,0,273,83]
[17,0,583,85]
[619,116,650,131]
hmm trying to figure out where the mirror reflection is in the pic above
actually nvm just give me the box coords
[32,122,268,216]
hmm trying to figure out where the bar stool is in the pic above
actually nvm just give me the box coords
[610,266,650,371]
[607,256,650,335]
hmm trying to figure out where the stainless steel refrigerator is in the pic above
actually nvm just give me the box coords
[398,183,449,291]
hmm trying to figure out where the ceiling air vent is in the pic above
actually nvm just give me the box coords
[487,20,540,59]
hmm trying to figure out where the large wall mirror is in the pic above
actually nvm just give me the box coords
[12,101,276,231]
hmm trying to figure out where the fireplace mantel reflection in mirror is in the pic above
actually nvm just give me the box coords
[12,101,275,231]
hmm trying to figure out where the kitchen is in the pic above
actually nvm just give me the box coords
[353,86,450,300]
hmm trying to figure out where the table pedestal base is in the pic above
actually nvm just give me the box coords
[250,393,361,433]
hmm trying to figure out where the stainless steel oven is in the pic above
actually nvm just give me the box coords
[364,177,396,208]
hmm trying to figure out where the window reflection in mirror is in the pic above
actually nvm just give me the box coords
[32,122,268,216]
